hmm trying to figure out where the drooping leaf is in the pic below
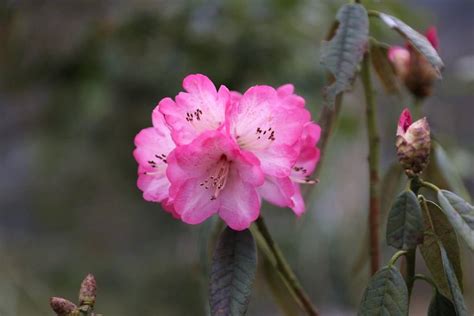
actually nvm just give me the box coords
[209,227,257,316]
[438,190,474,251]
[428,291,456,316]
[386,190,424,249]
[358,266,408,316]
[439,243,468,315]
[420,201,463,300]
[380,163,406,234]
[377,13,444,75]
[369,39,401,94]
[320,3,369,106]
[426,141,471,203]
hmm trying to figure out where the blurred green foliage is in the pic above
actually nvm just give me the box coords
[0,0,473,315]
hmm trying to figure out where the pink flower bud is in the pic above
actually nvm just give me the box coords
[388,46,410,79]
[396,109,431,177]
[79,273,97,307]
[388,26,440,99]
[50,297,78,316]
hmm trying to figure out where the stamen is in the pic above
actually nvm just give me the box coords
[237,126,276,149]
[200,155,231,200]
[290,176,320,184]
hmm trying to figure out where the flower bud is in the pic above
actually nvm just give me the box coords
[388,27,440,99]
[396,109,431,177]
[79,273,97,307]
[50,297,78,316]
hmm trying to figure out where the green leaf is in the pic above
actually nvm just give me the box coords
[369,39,400,94]
[439,243,468,315]
[377,13,444,75]
[420,201,463,301]
[386,190,424,250]
[428,291,456,316]
[426,141,471,203]
[209,227,257,316]
[358,266,408,316]
[321,3,369,106]
[438,190,474,251]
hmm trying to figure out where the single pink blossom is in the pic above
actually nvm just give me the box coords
[159,74,230,145]
[166,130,264,230]
[134,76,320,226]
[133,107,179,217]
[227,85,311,178]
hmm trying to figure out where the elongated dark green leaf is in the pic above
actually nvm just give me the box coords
[428,291,456,316]
[439,243,468,315]
[321,3,368,106]
[420,201,463,300]
[358,266,408,316]
[386,190,424,249]
[438,190,474,251]
[369,39,400,94]
[209,227,257,316]
[377,13,444,75]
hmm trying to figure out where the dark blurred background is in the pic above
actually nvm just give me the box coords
[1,0,473,315]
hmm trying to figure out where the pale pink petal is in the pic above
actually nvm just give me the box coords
[133,127,174,170]
[276,84,294,97]
[290,184,305,216]
[133,122,175,203]
[160,74,229,144]
[235,150,265,186]
[388,46,411,77]
[219,168,261,231]
[136,165,170,202]
[258,176,294,207]
[173,178,220,224]
[252,144,299,177]
[229,85,309,148]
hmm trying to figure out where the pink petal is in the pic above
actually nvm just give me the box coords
[290,184,305,216]
[173,178,220,224]
[397,108,412,136]
[136,165,170,202]
[388,46,411,77]
[276,84,294,97]
[160,74,229,145]
[219,168,261,231]
[425,26,439,50]
[133,127,174,170]
[258,176,294,207]
[133,122,175,203]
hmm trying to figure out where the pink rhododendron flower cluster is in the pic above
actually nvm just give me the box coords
[133,74,320,230]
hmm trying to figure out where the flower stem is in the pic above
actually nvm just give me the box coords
[255,217,319,316]
[361,51,381,275]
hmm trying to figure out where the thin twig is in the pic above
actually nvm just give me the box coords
[361,51,381,275]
